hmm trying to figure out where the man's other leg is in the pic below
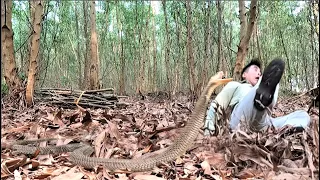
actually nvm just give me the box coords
[270,110,310,128]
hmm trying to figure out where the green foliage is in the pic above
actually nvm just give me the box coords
[18,71,26,81]
[1,82,9,96]
[10,1,319,94]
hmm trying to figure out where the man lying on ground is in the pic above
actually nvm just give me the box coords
[204,58,310,135]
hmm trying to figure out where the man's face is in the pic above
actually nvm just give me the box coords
[242,65,261,86]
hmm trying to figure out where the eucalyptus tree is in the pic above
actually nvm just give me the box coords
[1,0,22,93]
[25,0,44,106]
[233,0,258,81]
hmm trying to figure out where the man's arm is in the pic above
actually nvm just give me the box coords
[204,81,241,135]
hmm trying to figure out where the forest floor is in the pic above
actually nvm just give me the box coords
[1,91,319,180]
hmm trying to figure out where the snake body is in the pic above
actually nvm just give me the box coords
[12,73,232,171]
[12,143,83,155]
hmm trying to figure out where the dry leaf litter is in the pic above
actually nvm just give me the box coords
[1,92,319,180]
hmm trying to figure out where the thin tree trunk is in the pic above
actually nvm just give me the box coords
[201,1,211,92]
[83,1,90,90]
[256,22,262,61]
[186,0,197,99]
[89,1,99,90]
[133,27,139,93]
[293,16,310,90]
[312,0,319,39]
[173,4,182,95]
[117,3,125,95]
[254,3,261,61]
[162,0,172,98]
[227,19,233,73]
[279,30,292,91]
[233,0,258,81]
[134,1,140,94]
[74,2,82,90]
[308,1,316,87]
[138,29,145,94]
[137,3,145,94]
[119,34,125,95]
[216,7,227,94]
[299,34,310,90]
[151,2,158,92]
[1,0,22,92]
[25,0,44,106]
[146,5,151,92]
[217,1,226,74]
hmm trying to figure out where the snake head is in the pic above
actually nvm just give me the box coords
[209,71,232,86]
[206,71,233,96]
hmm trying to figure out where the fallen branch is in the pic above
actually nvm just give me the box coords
[34,88,120,109]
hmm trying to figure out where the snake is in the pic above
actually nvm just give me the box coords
[11,72,232,172]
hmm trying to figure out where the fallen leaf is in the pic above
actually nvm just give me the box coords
[53,109,65,127]
[107,120,121,140]
[2,125,31,134]
[236,168,264,179]
[51,167,84,180]
[69,122,83,129]
[201,160,212,175]
[79,166,98,180]
[81,111,92,126]
[94,129,108,157]
[133,174,166,180]
[42,167,70,176]
[196,151,227,169]
[1,157,27,174]
[183,162,197,175]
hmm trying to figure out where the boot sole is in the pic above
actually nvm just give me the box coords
[254,58,285,111]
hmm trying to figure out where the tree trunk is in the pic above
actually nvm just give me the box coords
[137,3,145,95]
[309,1,317,87]
[215,0,227,94]
[74,2,82,90]
[117,3,125,95]
[89,1,100,90]
[173,3,182,96]
[256,18,262,61]
[1,0,22,92]
[26,0,44,106]
[201,1,211,92]
[83,1,90,90]
[233,0,258,81]
[279,30,292,91]
[226,21,233,73]
[217,1,226,74]
[162,0,172,98]
[297,30,310,90]
[186,0,197,99]
[146,5,151,92]
[151,2,158,92]
[312,0,319,39]
[138,30,146,94]
[134,1,140,94]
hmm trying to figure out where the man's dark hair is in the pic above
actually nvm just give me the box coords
[241,58,262,80]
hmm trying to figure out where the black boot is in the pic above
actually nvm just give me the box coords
[254,58,285,111]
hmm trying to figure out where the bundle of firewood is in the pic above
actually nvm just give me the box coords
[34,88,125,109]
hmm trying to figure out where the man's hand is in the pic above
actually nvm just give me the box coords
[203,101,218,136]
